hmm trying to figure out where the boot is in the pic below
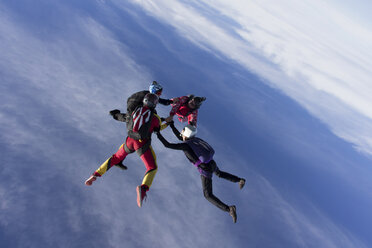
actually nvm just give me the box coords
[85,175,97,186]
[136,185,148,208]
[229,205,237,223]
[239,178,246,189]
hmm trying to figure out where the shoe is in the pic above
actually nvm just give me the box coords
[239,178,246,189]
[115,162,128,170]
[136,185,147,208]
[85,175,97,186]
[229,205,237,223]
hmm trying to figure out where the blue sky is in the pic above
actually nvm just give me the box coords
[1,0,372,247]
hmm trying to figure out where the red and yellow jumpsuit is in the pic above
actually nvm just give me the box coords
[92,110,167,191]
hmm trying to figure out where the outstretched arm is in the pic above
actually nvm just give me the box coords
[169,122,183,141]
[156,131,199,164]
[159,98,173,106]
[154,115,169,131]
[109,109,127,122]
[156,132,187,150]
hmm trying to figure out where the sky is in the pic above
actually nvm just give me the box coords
[1,0,372,247]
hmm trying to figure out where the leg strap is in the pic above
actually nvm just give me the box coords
[124,142,135,154]
[136,140,151,157]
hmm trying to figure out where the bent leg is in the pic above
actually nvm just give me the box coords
[94,144,129,177]
[201,175,229,212]
[212,161,240,183]
[139,146,158,190]
[214,169,241,182]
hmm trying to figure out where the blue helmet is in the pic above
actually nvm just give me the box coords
[149,81,163,94]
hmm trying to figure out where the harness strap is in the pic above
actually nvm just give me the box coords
[136,140,151,157]
[124,143,135,154]
[127,106,154,141]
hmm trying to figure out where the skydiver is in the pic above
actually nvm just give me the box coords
[164,95,206,126]
[109,81,173,122]
[85,93,168,208]
[155,122,245,223]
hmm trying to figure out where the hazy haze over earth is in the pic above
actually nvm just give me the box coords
[1,1,372,247]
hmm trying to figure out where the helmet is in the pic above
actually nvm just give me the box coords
[143,93,159,109]
[190,96,206,109]
[182,124,197,138]
[149,81,163,94]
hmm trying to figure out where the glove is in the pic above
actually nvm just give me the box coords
[153,126,160,133]
[165,116,174,123]
[109,109,120,116]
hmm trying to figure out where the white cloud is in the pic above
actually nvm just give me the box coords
[127,0,372,157]
[1,1,371,247]
[118,0,372,246]
[0,6,158,245]
[0,4,152,150]
[0,3,228,246]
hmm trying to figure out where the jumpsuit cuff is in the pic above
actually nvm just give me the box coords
[93,172,102,177]
[194,160,202,167]
[141,184,150,191]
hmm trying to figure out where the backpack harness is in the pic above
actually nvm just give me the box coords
[125,106,154,156]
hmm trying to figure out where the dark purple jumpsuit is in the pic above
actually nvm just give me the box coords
[156,123,241,212]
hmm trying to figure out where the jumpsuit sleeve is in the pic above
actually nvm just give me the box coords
[156,132,187,150]
[159,98,173,106]
[156,132,199,164]
[188,110,198,126]
[112,113,127,122]
[154,114,169,131]
[169,122,183,141]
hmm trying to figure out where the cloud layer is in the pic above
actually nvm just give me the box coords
[127,0,372,156]
[1,1,372,247]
